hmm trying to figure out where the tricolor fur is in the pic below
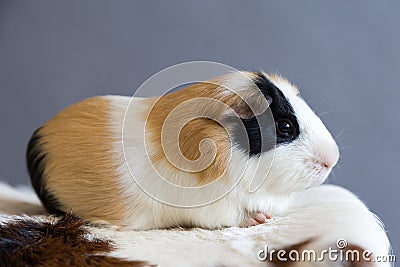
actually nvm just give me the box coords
[27,71,339,230]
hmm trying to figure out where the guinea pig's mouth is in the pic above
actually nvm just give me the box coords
[303,158,335,188]
[308,167,332,188]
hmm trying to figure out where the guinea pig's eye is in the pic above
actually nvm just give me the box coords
[276,119,295,138]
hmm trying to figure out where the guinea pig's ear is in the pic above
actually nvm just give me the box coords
[218,81,272,120]
[228,91,272,119]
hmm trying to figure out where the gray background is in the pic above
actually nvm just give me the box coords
[0,0,398,255]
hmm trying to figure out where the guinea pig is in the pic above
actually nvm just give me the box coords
[26,71,339,230]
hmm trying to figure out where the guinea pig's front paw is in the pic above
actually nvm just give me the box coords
[240,212,271,227]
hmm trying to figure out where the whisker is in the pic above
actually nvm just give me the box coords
[334,129,345,142]
[313,96,329,113]
[334,161,342,169]
[339,146,353,150]
[318,111,335,117]
[330,169,337,180]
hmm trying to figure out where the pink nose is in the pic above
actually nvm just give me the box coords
[319,140,340,169]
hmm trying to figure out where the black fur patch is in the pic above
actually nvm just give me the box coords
[234,72,300,156]
[0,213,152,267]
[26,128,64,215]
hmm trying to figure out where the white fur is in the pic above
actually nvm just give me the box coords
[0,182,45,215]
[104,73,340,230]
[109,96,246,229]
[0,183,392,266]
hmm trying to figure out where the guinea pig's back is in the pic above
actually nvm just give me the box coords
[26,96,129,225]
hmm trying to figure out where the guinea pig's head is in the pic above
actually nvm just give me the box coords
[224,72,340,194]
[146,71,339,195]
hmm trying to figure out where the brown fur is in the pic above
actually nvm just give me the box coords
[0,213,153,267]
[36,97,127,226]
[144,73,264,184]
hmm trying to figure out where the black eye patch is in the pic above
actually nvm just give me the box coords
[233,73,300,156]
